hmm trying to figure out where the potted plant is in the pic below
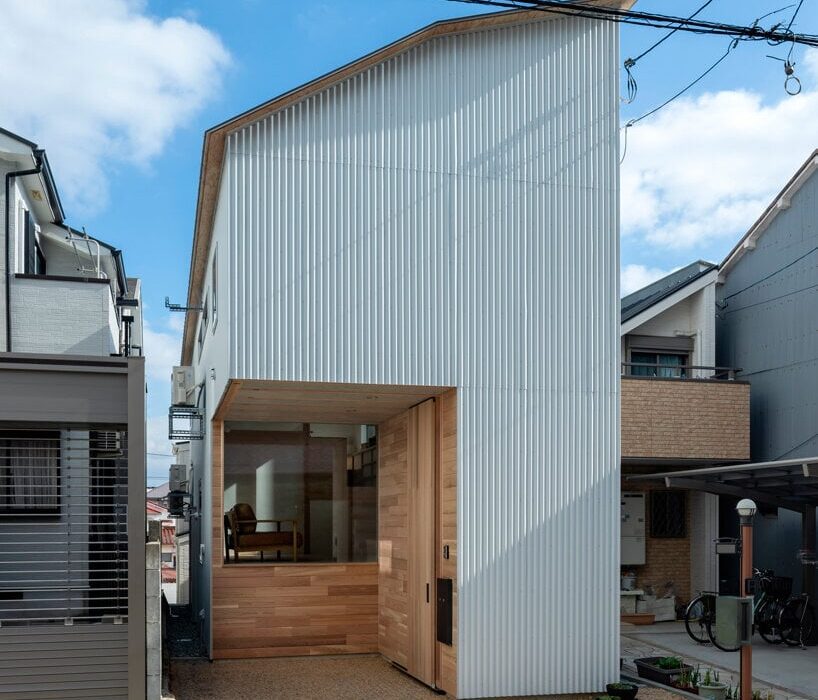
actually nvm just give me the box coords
[606,682,638,700]
[674,665,699,695]
[634,656,693,686]
[698,669,728,700]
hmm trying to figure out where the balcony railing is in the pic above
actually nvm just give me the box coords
[622,363,740,381]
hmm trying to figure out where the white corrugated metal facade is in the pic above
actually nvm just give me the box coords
[220,14,620,697]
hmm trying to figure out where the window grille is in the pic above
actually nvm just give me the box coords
[0,426,129,626]
[650,490,687,538]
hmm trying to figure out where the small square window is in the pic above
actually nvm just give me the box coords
[650,491,686,538]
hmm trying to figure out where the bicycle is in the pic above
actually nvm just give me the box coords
[778,592,815,648]
[684,569,790,651]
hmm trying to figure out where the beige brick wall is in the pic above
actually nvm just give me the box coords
[622,378,750,461]
[622,481,693,604]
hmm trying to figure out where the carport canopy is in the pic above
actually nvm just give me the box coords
[627,456,818,511]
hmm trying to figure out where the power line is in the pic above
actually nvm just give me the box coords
[623,0,717,104]
[628,0,715,65]
[450,1,818,47]
[722,245,818,301]
[626,38,738,126]
[785,0,806,31]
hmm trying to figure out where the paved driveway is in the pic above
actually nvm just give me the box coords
[170,655,441,700]
[170,653,683,700]
[622,621,818,700]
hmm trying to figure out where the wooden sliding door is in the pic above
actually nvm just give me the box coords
[379,399,436,686]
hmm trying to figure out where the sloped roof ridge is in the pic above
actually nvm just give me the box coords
[621,260,717,323]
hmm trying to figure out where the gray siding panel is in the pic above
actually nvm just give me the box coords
[0,624,128,699]
[717,170,818,461]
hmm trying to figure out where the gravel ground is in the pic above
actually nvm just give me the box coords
[170,655,686,700]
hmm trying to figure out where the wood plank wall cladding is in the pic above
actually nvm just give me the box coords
[378,399,446,690]
[436,390,457,696]
[211,563,379,658]
[377,409,410,668]
[210,420,378,658]
[409,400,436,686]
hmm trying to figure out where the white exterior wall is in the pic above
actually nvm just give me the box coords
[10,276,119,355]
[623,284,716,367]
[208,15,619,697]
[189,175,231,654]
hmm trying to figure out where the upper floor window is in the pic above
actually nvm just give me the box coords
[211,247,218,330]
[630,351,688,378]
[16,206,45,275]
[625,334,693,379]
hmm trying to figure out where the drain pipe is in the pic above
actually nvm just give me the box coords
[4,153,44,351]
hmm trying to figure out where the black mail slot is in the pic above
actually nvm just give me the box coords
[437,577,453,646]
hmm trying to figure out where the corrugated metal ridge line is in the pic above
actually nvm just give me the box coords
[220,12,618,697]
[184,2,633,364]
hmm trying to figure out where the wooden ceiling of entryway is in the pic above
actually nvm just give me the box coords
[214,379,452,425]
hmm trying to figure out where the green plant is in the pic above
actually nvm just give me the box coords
[691,665,701,687]
[752,691,762,700]
[656,656,683,670]
[594,695,618,700]
[703,670,712,686]
[607,683,637,690]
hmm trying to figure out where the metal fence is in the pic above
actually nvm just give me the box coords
[622,363,740,381]
[0,426,129,626]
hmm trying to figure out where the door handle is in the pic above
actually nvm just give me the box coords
[426,583,430,604]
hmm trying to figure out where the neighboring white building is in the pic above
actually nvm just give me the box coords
[0,127,146,699]
[173,8,624,698]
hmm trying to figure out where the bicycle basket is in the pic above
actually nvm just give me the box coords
[760,575,793,598]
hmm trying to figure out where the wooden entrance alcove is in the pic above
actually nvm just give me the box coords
[211,380,458,696]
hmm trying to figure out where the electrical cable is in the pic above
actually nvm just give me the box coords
[626,39,738,126]
[722,281,818,315]
[622,0,716,103]
[722,245,818,301]
[451,0,818,47]
[628,0,715,65]
[786,0,806,31]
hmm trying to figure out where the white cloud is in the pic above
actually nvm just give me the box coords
[143,318,181,386]
[0,0,230,213]
[621,264,674,296]
[143,317,182,485]
[622,49,818,250]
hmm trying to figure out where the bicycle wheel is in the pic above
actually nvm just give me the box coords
[780,599,815,647]
[705,595,741,652]
[685,595,713,644]
[757,599,783,645]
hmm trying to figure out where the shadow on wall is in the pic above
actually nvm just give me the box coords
[458,386,619,698]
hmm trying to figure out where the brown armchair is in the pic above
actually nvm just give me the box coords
[224,502,303,562]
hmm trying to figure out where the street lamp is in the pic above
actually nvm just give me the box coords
[736,499,758,520]
[736,498,757,700]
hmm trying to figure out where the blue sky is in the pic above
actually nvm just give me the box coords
[2,0,817,484]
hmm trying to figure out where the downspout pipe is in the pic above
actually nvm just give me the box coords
[4,155,43,352]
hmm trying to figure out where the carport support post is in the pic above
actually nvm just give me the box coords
[804,506,816,600]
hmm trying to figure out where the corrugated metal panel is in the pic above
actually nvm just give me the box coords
[223,15,619,698]
[0,624,128,699]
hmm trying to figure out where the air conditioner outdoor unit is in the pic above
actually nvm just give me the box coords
[94,430,122,457]
[172,366,194,406]
[169,463,188,492]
